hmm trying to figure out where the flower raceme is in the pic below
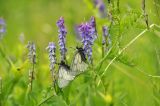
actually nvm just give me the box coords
[46,42,57,86]
[46,42,57,71]
[27,41,36,64]
[89,16,97,40]
[78,20,97,62]
[57,17,67,61]
[26,41,36,91]
[102,26,111,51]
[102,26,108,45]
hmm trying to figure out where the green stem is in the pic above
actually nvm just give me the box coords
[38,94,55,106]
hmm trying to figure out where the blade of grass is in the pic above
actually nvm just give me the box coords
[38,94,55,106]
[135,67,160,78]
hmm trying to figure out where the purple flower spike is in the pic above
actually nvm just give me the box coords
[78,22,95,62]
[89,16,97,40]
[46,42,56,71]
[57,17,67,61]
[102,26,111,50]
[0,18,6,39]
[27,41,36,64]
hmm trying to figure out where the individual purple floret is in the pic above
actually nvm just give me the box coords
[27,41,36,64]
[102,26,111,50]
[46,42,56,71]
[78,22,95,62]
[89,16,97,40]
[0,18,6,39]
[57,17,67,61]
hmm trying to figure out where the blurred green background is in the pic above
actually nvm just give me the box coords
[0,0,160,106]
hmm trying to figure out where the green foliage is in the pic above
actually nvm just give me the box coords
[0,0,160,106]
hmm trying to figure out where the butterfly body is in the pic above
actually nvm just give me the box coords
[71,47,88,76]
[77,47,87,62]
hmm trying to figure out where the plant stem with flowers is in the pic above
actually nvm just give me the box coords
[46,42,57,91]
[27,41,36,92]
[78,17,97,63]
[57,17,67,62]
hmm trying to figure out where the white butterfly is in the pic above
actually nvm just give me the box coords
[71,47,88,76]
[58,61,75,88]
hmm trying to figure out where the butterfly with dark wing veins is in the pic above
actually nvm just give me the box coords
[71,47,88,76]
[58,61,75,88]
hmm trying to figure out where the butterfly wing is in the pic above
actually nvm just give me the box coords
[58,65,75,88]
[71,51,88,76]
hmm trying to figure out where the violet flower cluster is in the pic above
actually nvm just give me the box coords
[89,16,97,40]
[46,42,56,71]
[57,17,67,61]
[102,26,111,50]
[78,17,97,62]
[26,41,36,91]
[0,18,6,39]
[27,41,36,64]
